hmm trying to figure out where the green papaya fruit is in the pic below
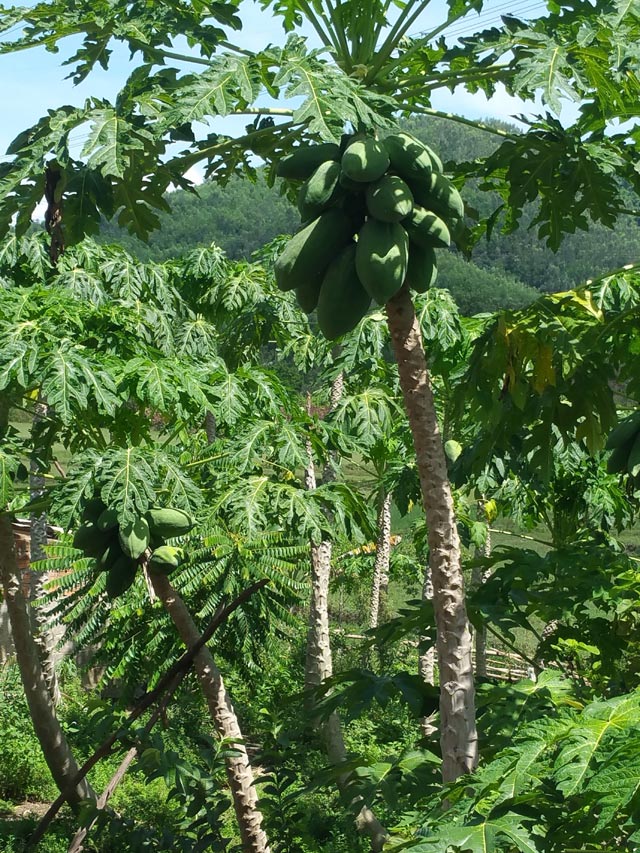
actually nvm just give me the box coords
[383,132,442,183]
[404,243,438,293]
[105,555,138,599]
[341,137,390,183]
[626,431,640,477]
[355,220,409,305]
[366,175,414,223]
[274,208,353,293]
[118,515,150,559]
[295,277,323,314]
[339,171,365,192]
[297,160,342,221]
[96,507,119,533]
[149,545,183,574]
[404,205,451,249]
[444,439,462,463]
[73,523,111,558]
[276,143,340,180]
[411,172,464,225]
[605,411,640,450]
[317,243,372,340]
[99,540,124,572]
[607,440,634,475]
[146,507,195,540]
[81,497,107,524]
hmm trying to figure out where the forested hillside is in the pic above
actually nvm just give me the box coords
[99,114,640,310]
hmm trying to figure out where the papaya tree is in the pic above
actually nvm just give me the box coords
[1,0,640,788]
[0,234,284,849]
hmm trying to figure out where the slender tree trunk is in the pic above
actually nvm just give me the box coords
[472,523,491,678]
[29,400,61,706]
[303,379,387,850]
[204,410,217,444]
[0,513,95,805]
[369,491,392,630]
[418,567,438,738]
[148,571,271,853]
[386,287,477,782]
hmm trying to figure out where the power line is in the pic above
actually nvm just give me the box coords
[407,0,546,40]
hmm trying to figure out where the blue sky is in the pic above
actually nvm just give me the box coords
[0,0,550,168]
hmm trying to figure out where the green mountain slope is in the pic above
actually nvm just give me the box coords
[97,114,640,313]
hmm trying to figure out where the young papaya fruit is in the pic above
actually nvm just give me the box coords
[355,220,409,305]
[383,132,442,183]
[99,540,124,572]
[295,277,323,313]
[411,172,464,226]
[276,143,340,180]
[96,507,119,533]
[73,523,111,558]
[366,175,414,223]
[274,208,353,293]
[404,243,438,293]
[81,497,107,524]
[341,137,390,183]
[149,545,183,574]
[404,206,451,250]
[317,243,371,340]
[297,160,342,221]
[118,515,150,559]
[146,508,195,540]
[106,555,138,599]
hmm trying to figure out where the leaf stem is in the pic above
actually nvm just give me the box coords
[367,0,433,80]
[396,105,518,139]
[298,0,341,53]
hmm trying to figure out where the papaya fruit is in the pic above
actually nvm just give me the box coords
[341,137,390,183]
[366,175,414,223]
[99,540,124,572]
[73,523,111,558]
[627,431,640,477]
[297,160,342,221]
[404,205,451,249]
[96,507,119,533]
[295,277,323,314]
[276,142,340,180]
[81,497,107,524]
[274,208,353,293]
[355,220,409,305]
[404,243,438,293]
[383,132,441,184]
[106,555,138,599]
[605,411,640,451]
[146,507,195,539]
[149,545,183,573]
[411,172,464,225]
[444,439,462,463]
[317,243,372,340]
[339,171,365,192]
[607,440,635,475]
[118,515,150,559]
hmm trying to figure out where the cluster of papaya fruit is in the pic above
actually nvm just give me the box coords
[275,131,464,339]
[73,499,195,599]
[606,411,640,487]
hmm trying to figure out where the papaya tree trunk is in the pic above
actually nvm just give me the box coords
[386,286,477,782]
[369,491,392,630]
[472,523,491,678]
[418,567,438,738]
[29,400,61,706]
[0,512,95,806]
[148,570,271,853]
[303,380,387,850]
